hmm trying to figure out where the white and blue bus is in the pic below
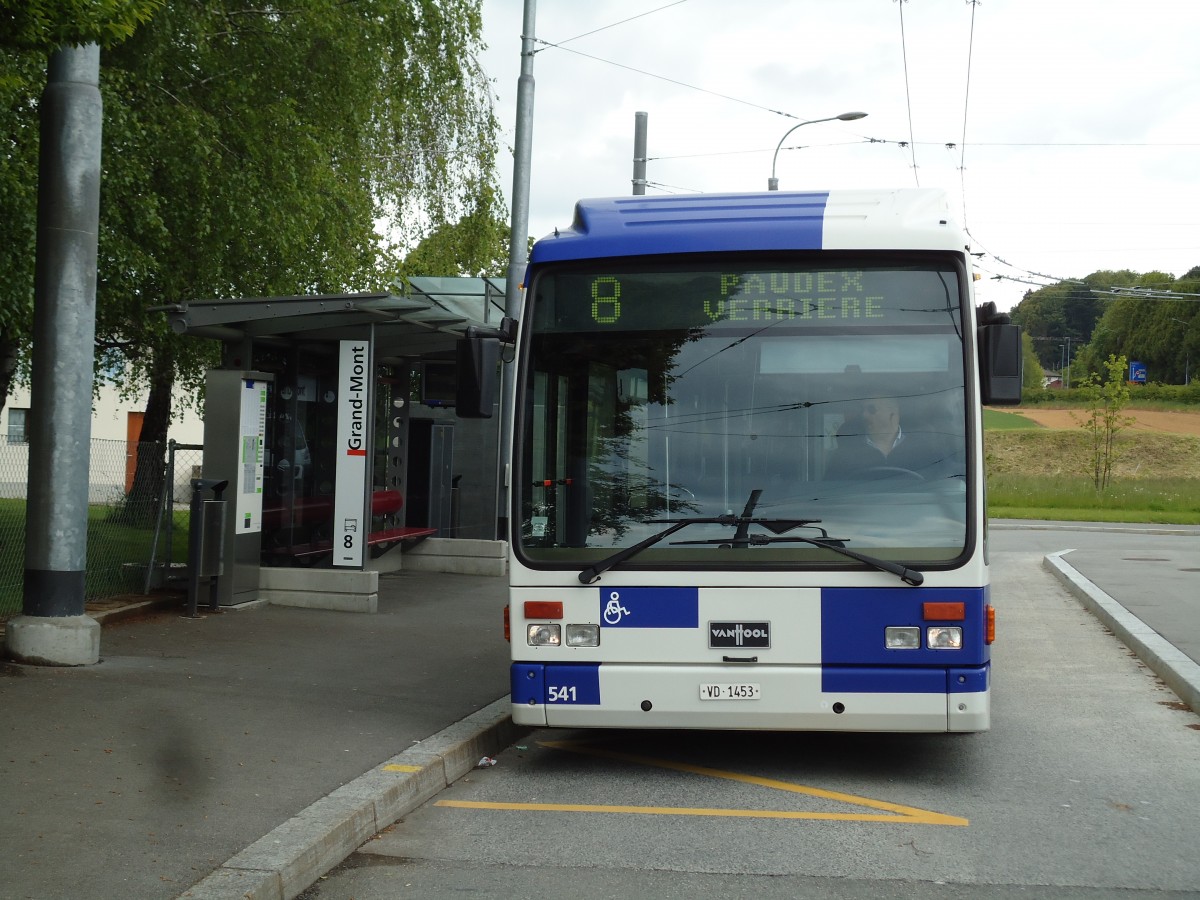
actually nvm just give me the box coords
[461,189,1021,732]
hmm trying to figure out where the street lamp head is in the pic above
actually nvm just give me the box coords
[768,111,869,190]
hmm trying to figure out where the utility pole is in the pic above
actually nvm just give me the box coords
[6,45,103,666]
[632,111,648,195]
[497,0,537,540]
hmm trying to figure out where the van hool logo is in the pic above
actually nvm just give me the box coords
[708,621,771,648]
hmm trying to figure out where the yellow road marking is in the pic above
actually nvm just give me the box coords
[436,799,959,824]
[382,764,423,773]
[433,740,967,827]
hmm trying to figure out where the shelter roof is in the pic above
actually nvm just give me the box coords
[158,277,506,361]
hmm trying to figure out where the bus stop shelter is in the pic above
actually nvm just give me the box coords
[159,278,507,610]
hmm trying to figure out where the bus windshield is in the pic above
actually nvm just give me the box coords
[516,258,972,572]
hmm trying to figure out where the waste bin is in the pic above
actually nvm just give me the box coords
[187,478,228,616]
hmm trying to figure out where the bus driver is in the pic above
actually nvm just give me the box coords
[827,396,944,479]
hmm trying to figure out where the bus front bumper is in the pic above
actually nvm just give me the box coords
[511,662,990,733]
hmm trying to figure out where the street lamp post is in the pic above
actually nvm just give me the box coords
[767,111,867,191]
[1170,317,1190,385]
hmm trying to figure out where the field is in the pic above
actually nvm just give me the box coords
[984,407,1200,480]
[984,405,1200,523]
[1007,407,1200,436]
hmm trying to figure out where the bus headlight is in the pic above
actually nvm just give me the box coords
[885,626,921,649]
[565,624,600,647]
[527,623,561,646]
[927,626,963,649]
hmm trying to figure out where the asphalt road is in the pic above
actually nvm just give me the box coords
[300,528,1200,900]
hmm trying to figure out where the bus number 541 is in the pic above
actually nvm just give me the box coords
[548,685,577,703]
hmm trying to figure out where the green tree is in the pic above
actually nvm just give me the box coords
[0,50,42,411]
[3,1,502,523]
[398,185,510,280]
[1,1,163,412]
[1077,272,1198,384]
[2,0,502,421]
[1009,279,1105,370]
[1071,354,1134,492]
[0,0,160,52]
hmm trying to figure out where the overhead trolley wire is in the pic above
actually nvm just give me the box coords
[529,1,1188,297]
[546,0,692,48]
[533,40,806,121]
[947,0,1080,290]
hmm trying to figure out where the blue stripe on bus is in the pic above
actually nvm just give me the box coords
[529,193,831,263]
[822,664,990,694]
[598,587,698,628]
[821,666,948,694]
[820,586,990,668]
[512,663,601,705]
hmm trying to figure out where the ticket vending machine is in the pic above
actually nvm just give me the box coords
[202,369,272,606]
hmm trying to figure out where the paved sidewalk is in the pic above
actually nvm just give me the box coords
[1042,544,1200,713]
[990,518,1200,712]
[0,570,514,900]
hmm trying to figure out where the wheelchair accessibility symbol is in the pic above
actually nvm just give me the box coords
[603,592,631,625]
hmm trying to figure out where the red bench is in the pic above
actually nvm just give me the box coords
[263,490,436,561]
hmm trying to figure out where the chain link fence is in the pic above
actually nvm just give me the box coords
[0,433,202,621]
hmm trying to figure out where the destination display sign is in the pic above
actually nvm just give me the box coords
[533,266,962,333]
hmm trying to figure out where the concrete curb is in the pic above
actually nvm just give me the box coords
[176,697,526,900]
[1044,550,1200,714]
[90,596,181,626]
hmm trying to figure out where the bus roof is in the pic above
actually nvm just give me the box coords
[528,189,969,263]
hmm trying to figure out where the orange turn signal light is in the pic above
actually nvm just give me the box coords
[923,601,965,621]
[524,601,563,619]
[503,605,510,642]
[985,605,996,644]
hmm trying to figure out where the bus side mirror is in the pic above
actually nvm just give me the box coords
[979,323,1022,406]
[456,316,518,418]
[455,333,499,418]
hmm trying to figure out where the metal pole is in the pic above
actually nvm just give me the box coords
[143,440,169,594]
[498,0,536,540]
[504,0,536,324]
[186,482,204,618]
[6,45,103,667]
[632,111,648,195]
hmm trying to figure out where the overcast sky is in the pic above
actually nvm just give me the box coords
[478,0,1200,311]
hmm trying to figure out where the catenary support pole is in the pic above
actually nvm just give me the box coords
[632,111,647,195]
[497,0,536,540]
[6,45,103,666]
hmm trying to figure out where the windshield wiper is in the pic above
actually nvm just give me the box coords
[577,489,819,584]
[670,532,924,586]
[672,489,922,585]
[576,487,921,586]
[578,518,696,585]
